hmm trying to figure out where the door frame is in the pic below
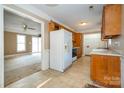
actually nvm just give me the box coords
[83,34,87,56]
[1,5,46,87]
[0,5,4,88]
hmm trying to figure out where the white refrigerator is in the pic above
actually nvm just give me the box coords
[50,29,72,72]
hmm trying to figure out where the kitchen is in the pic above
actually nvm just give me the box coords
[48,4,123,88]
[0,4,124,88]
[90,4,122,88]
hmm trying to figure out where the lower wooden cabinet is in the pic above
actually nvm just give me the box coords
[91,55,120,87]
[77,47,82,58]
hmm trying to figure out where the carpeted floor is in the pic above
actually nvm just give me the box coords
[4,53,41,86]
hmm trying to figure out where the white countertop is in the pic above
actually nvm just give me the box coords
[90,49,121,57]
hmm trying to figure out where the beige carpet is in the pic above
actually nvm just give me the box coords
[4,53,41,86]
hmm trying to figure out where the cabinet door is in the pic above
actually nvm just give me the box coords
[97,56,108,85]
[77,47,82,58]
[91,55,107,81]
[107,56,120,87]
[49,22,55,32]
[91,55,109,86]
[91,55,120,87]
[104,4,121,36]
[91,55,97,80]
[73,33,83,58]
[101,8,107,40]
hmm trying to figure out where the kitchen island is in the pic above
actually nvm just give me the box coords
[90,49,121,87]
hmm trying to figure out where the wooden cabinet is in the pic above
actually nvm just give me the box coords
[91,55,120,87]
[73,33,83,58]
[48,21,62,31]
[101,4,122,39]
[77,47,82,58]
[73,33,81,47]
[49,21,73,32]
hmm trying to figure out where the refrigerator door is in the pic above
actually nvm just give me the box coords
[50,30,64,72]
[64,31,72,69]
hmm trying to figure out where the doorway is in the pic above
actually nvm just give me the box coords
[3,8,44,87]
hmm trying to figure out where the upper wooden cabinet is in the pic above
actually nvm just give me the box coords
[48,21,72,32]
[73,33,82,47]
[101,4,122,39]
[48,21,62,31]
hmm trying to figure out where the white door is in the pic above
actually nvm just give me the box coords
[64,31,72,69]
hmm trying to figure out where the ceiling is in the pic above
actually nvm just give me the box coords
[4,10,41,36]
[31,4,104,33]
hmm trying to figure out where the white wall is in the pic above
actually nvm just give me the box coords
[84,33,107,55]
[0,5,4,87]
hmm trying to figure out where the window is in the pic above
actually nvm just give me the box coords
[32,37,41,53]
[38,37,41,52]
[17,35,26,52]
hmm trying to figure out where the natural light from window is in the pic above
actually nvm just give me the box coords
[17,35,26,52]
[32,37,41,53]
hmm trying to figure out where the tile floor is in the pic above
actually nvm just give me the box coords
[6,56,94,88]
